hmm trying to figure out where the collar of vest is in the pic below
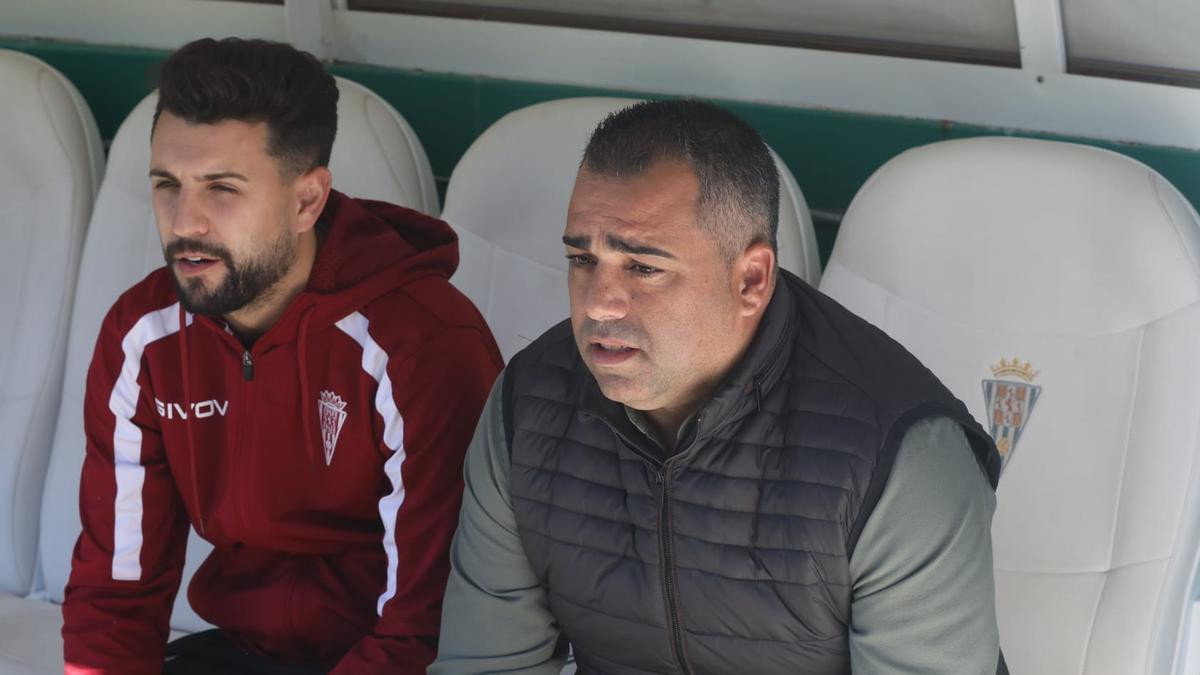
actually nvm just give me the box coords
[577,270,799,454]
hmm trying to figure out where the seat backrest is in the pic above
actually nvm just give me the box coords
[819,136,1200,675]
[0,50,102,596]
[38,77,437,632]
[443,96,820,361]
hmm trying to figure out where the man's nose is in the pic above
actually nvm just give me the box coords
[171,189,209,239]
[581,265,630,322]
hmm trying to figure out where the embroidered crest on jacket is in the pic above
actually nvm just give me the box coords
[318,390,348,465]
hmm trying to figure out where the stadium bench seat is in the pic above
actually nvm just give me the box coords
[820,136,1200,675]
[0,49,102,674]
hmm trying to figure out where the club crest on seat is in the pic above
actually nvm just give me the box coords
[982,358,1041,464]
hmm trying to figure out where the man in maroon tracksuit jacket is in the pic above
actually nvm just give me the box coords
[61,38,502,674]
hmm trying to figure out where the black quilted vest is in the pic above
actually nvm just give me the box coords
[504,271,1001,675]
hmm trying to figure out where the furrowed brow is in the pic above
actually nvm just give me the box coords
[200,171,249,182]
[607,234,676,260]
[562,234,591,249]
[148,169,250,182]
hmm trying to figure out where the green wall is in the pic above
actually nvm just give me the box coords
[5,37,1200,263]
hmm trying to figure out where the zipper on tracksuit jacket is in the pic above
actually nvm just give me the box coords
[591,414,696,675]
[233,348,256,538]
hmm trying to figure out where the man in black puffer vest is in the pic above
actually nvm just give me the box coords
[432,100,1005,675]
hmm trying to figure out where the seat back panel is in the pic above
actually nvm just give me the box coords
[0,50,101,595]
[820,137,1200,674]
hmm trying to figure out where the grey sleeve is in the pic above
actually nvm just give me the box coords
[848,416,1000,675]
[430,373,568,675]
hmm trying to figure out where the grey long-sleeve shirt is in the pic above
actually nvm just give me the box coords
[432,375,999,674]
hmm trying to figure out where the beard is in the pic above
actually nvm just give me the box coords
[164,231,297,317]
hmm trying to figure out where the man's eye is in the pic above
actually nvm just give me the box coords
[210,183,238,194]
[566,254,595,267]
[630,263,662,276]
[153,180,178,190]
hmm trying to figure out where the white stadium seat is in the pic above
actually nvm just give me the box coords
[819,137,1200,675]
[0,47,102,671]
[326,78,439,217]
[443,97,821,362]
[0,77,437,673]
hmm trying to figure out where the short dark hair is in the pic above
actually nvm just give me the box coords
[153,37,339,179]
[581,99,779,261]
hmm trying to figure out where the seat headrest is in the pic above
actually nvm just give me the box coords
[327,78,439,214]
[444,96,818,281]
[0,49,103,203]
[832,137,1200,335]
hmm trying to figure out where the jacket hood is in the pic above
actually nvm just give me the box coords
[300,189,459,325]
[187,189,460,346]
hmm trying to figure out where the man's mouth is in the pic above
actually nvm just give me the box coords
[596,343,632,352]
[589,340,640,365]
[175,254,221,275]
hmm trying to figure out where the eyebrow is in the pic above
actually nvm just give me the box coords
[561,234,677,260]
[149,168,250,182]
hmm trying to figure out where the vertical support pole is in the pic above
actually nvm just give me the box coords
[285,0,336,62]
[1012,0,1067,76]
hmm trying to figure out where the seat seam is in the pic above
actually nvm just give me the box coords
[1081,326,1141,674]
[994,555,1169,576]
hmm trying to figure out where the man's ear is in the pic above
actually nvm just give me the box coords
[294,166,332,234]
[735,241,776,318]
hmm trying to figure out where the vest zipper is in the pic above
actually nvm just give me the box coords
[588,411,696,674]
[242,350,254,380]
[658,459,693,675]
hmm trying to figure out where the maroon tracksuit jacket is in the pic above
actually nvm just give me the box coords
[63,190,502,673]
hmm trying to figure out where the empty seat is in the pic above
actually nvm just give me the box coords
[0,50,102,605]
[819,136,1200,675]
[443,97,821,361]
[0,77,438,673]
